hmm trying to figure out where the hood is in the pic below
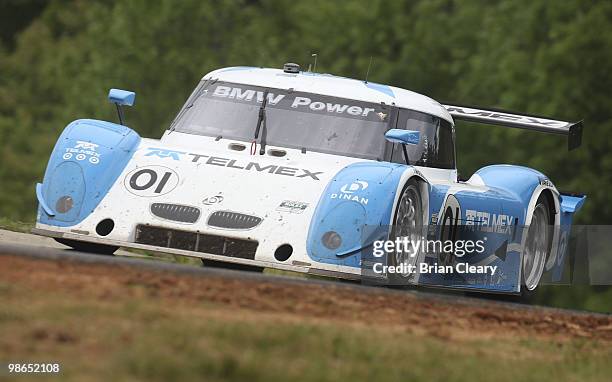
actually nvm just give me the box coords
[122,132,367,223]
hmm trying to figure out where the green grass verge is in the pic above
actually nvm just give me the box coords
[0,280,610,382]
[0,217,34,233]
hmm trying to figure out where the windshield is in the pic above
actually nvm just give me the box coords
[171,81,392,159]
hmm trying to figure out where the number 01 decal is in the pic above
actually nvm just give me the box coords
[440,194,462,247]
[124,166,179,197]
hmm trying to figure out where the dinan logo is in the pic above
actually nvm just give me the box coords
[331,181,369,205]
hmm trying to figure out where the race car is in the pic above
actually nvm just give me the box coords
[33,63,586,293]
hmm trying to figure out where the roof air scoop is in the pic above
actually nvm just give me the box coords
[283,63,300,74]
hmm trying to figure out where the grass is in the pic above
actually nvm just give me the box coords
[0,279,610,382]
[0,217,34,233]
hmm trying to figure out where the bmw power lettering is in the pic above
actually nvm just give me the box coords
[33,63,585,294]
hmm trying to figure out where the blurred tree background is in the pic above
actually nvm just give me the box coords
[0,0,610,311]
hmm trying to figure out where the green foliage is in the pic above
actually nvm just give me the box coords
[1,0,611,223]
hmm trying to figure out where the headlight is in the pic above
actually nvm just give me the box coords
[55,195,74,213]
[322,231,342,250]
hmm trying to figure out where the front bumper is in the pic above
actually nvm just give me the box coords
[31,227,361,280]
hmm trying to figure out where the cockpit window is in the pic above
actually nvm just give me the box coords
[390,109,455,169]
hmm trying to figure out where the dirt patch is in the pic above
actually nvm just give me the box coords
[1,254,610,343]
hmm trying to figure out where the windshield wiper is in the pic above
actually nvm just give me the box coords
[253,89,269,155]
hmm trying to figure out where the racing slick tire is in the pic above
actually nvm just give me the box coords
[521,194,553,295]
[387,179,424,285]
[55,238,118,255]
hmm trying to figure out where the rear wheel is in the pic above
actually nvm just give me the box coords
[522,195,552,292]
[387,179,423,284]
[55,238,118,255]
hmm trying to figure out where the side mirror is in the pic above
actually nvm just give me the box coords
[385,129,420,145]
[108,88,136,125]
[108,88,135,106]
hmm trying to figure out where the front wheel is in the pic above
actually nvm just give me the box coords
[387,179,424,284]
[55,238,118,255]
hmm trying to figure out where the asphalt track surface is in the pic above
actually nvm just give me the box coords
[0,229,608,319]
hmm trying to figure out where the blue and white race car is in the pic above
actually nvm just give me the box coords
[33,63,585,293]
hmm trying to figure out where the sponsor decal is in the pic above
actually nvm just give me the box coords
[277,200,309,213]
[74,141,98,151]
[289,96,376,118]
[213,86,285,105]
[430,212,439,224]
[124,166,179,197]
[208,82,388,123]
[412,167,424,179]
[143,148,323,180]
[539,177,554,188]
[376,112,388,121]
[465,209,514,234]
[203,194,224,205]
[145,148,186,160]
[331,181,369,205]
[212,85,377,118]
[340,181,368,194]
[445,106,568,128]
[64,140,101,164]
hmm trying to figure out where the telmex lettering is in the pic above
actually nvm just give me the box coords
[446,107,565,127]
[188,153,322,180]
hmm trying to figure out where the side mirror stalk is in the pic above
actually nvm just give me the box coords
[115,103,126,125]
[108,88,136,126]
[401,144,410,165]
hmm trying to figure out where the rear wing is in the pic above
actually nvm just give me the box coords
[443,104,584,150]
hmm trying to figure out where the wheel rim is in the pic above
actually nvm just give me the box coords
[391,185,422,277]
[523,204,549,291]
